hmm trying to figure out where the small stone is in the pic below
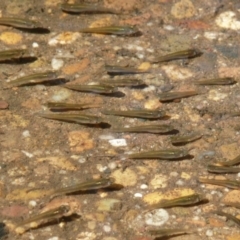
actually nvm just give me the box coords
[96,198,121,212]
[51,88,71,102]
[22,130,30,138]
[51,58,64,70]
[134,193,143,198]
[29,200,37,207]
[140,184,148,189]
[208,90,227,101]
[32,42,39,48]
[87,221,96,230]
[108,139,127,147]
[0,31,22,45]
[103,225,111,233]
[144,209,169,226]
[219,143,240,160]
[48,32,80,46]
[111,168,137,187]
[0,100,9,109]
[48,237,59,240]
[150,174,168,189]
[215,11,240,30]
[171,0,195,19]
[206,229,213,237]
[161,65,193,81]
[62,59,90,75]
[222,190,240,204]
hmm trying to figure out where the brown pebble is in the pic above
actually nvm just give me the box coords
[0,100,9,109]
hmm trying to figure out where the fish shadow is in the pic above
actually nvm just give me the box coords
[18,27,50,34]
[0,56,37,64]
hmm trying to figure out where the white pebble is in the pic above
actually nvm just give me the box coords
[51,89,71,101]
[144,209,169,226]
[32,42,39,48]
[134,193,143,198]
[206,229,213,237]
[108,162,117,170]
[215,11,240,30]
[99,134,115,140]
[103,225,111,233]
[51,58,64,70]
[163,25,175,31]
[96,164,108,172]
[237,172,240,177]
[143,85,156,92]
[21,150,33,158]
[176,180,184,186]
[109,139,127,147]
[29,200,37,207]
[22,130,30,138]
[140,184,148,189]
[48,237,59,240]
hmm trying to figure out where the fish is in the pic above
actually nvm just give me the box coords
[64,84,117,94]
[198,177,240,189]
[38,113,102,124]
[61,3,117,14]
[195,77,236,85]
[128,149,189,160]
[207,164,240,173]
[0,17,41,29]
[105,65,149,75]
[15,205,70,234]
[52,178,114,196]
[151,49,202,63]
[112,124,175,134]
[46,102,100,111]
[148,228,193,237]
[147,193,204,210]
[7,71,58,87]
[214,210,240,227]
[79,25,139,35]
[159,91,198,102]
[217,154,240,166]
[170,133,202,145]
[0,49,27,62]
[101,109,166,119]
[100,78,144,87]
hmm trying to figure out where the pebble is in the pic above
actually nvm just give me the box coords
[206,229,213,237]
[48,32,80,46]
[22,130,30,138]
[176,180,184,186]
[103,225,111,233]
[109,139,127,147]
[32,42,39,48]
[215,11,240,30]
[140,184,148,189]
[48,237,59,240]
[51,88,71,101]
[134,193,143,198]
[51,58,64,70]
[29,200,37,207]
[144,209,169,226]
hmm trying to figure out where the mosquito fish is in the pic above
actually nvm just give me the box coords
[147,194,203,210]
[105,65,149,75]
[0,49,27,62]
[79,25,139,35]
[207,164,240,173]
[15,205,70,234]
[38,113,102,124]
[128,149,188,160]
[159,91,198,102]
[151,49,202,63]
[215,210,240,227]
[195,77,236,85]
[64,84,116,94]
[100,79,144,87]
[8,71,58,87]
[0,17,41,29]
[148,228,193,237]
[218,154,240,166]
[52,178,114,196]
[198,178,240,189]
[61,3,117,14]
[112,124,175,134]
[46,102,100,111]
[170,133,202,145]
[101,109,166,119]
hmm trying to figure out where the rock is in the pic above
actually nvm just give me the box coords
[110,168,137,187]
[0,32,22,45]
[171,0,195,19]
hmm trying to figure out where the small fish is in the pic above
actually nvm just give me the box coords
[46,102,100,111]
[214,210,240,227]
[151,49,202,63]
[198,177,240,189]
[52,178,114,196]
[128,149,188,160]
[0,49,27,62]
[170,133,202,145]
[112,124,175,134]
[148,228,193,237]
[218,154,240,166]
[159,91,198,102]
[61,3,117,14]
[79,25,139,35]
[101,109,166,119]
[105,65,149,75]
[64,84,116,94]
[207,164,240,173]
[195,77,236,85]
[15,205,70,234]
[147,193,204,210]
[0,17,41,29]
[38,113,102,124]
[8,71,58,87]
[100,79,144,87]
